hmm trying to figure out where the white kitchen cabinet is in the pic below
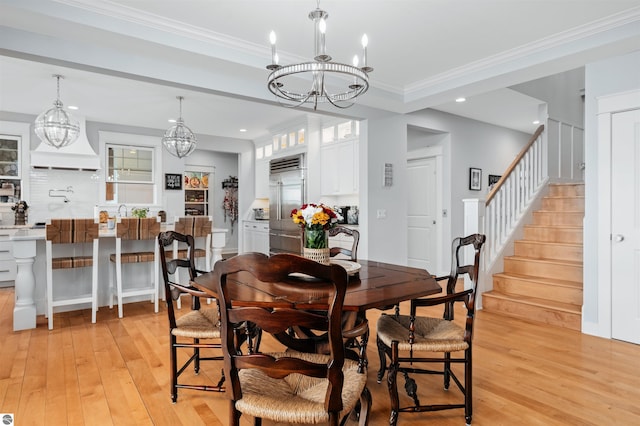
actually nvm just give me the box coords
[242,220,269,255]
[0,229,17,285]
[0,136,21,179]
[321,139,359,196]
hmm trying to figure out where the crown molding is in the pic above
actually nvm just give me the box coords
[404,6,640,98]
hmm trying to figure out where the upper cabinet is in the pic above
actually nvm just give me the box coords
[320,120,359,196]
[0,135,21,179]
[255,124,306,199]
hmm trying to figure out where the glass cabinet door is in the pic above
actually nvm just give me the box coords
[0,136,20,178]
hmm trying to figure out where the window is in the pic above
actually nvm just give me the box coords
[337,121,352,140]
[105,144,154,203]
[256,146,264,160]
[322,126,335,144]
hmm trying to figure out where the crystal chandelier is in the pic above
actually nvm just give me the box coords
[266,1,373,109]
[34,74,80,148]
[162,96,197,158]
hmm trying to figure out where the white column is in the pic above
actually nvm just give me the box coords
[12,238,37,331]
[211,228,229,264]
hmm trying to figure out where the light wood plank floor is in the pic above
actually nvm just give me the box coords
[1,286,639,425]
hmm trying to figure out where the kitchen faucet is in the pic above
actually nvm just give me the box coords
[118,204,127,217]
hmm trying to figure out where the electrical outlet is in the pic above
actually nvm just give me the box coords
[377,209,386,219]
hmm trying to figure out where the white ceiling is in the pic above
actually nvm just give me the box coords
[1,0,639,142]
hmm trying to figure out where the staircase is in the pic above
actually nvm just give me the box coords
[482,183,584,331]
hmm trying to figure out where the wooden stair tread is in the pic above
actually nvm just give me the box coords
[483,291,582,314]
[525,224,583,229]
[493,272,583,289]
[517,240,582,248]
[535,210,584,214]
[505,255,583,267]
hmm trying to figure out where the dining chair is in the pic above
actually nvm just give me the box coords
[109,217,160,318]
[328,225,360,261]
[376,234,486,426]
[214,252,371,426]
[45,218,99,330]
[158,230,225,403]
[170,216,214,308]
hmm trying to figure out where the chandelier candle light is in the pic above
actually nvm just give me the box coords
[162,96,197,158]
[267,1,373,109]
[34,74,80,148]
[291,203,339,265]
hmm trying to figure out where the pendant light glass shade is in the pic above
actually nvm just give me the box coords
[162,96,197,158]
[34,74,80,149]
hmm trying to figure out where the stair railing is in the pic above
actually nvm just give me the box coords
[484,125,546,266]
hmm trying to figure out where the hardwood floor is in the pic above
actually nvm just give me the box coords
[1,286,639,425]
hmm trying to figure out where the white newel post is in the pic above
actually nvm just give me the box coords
[463,199,485,291]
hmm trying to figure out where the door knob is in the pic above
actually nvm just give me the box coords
[615,234,625,242]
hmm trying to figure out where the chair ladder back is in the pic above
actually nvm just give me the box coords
[214,252,350,413]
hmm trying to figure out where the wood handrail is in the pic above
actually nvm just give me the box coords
[485,125,544,205]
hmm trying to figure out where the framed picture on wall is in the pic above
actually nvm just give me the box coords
[165,173,183,190]
[469,168,482,191]
[488,174,501,190]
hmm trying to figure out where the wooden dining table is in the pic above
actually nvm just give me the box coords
[192,259,440,313]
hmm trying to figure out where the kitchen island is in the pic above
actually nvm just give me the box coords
[11,225,229,331]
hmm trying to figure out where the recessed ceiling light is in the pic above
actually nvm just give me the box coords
[168,119,176,123]
[239,128,247,133]
[455,97,466,103]
[533,120,540,124]
[67,105,79,110]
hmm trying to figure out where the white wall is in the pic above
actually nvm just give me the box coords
[583,50,640,336]
[511,68,585,128]
[365,108,530,272]
[186,149,241,252]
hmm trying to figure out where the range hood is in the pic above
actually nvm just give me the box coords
[30,116,101,171]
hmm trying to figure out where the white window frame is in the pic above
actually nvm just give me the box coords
[98,131,162,205]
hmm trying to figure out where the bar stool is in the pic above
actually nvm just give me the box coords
[170,216,213,307]
[172,216,213,271]
[46,218,99,330]
[109,217,160,318]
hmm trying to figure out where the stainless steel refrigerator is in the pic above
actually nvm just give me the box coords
[269,154,306,255]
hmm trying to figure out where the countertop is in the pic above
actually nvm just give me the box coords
[10,224,230,241]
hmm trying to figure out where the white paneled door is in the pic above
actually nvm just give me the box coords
[407,157,437,271]
[611,108,640,345]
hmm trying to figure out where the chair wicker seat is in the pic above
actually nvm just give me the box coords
[172,308,221,339]
[377,314,468,352]
[236,352,367,424]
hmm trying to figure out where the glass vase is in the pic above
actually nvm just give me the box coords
[304,227,328,249]
[303,228,330,265]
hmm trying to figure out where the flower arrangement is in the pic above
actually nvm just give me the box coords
[291,203,339,249]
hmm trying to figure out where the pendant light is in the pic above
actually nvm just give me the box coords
[34,74,80,148]
[162,96,197,158]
